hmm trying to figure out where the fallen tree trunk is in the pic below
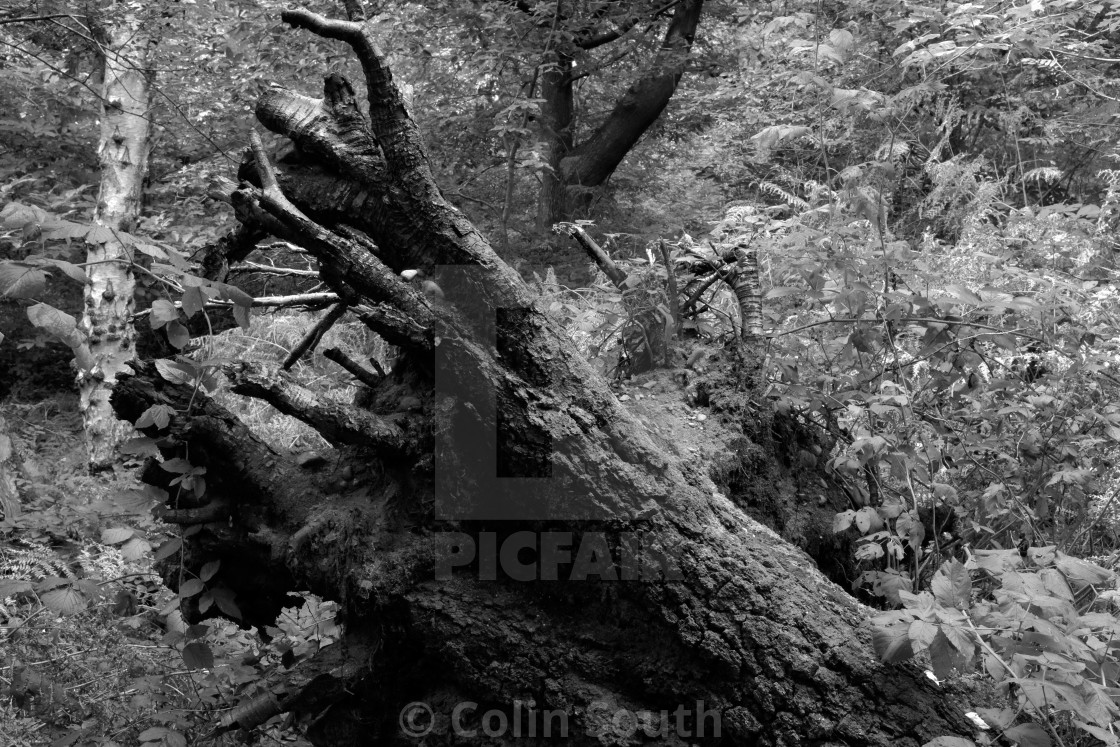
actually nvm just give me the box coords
[111,8,989,746]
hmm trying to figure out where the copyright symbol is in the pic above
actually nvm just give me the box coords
[399,701,434,737]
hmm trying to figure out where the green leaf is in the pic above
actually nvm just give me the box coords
[182,640,214,670]
[946,284,982,305]
[165,320,189,349]
[42,585,87,615]
[854,507,883,534]
[1002,724,1050,747]
[0,262,48,299]
[153,538,182,561]
[922,739,975,747]
[928,628,972,680]
[871,622,914,663]
[121,537,152,561]
[974,708,1013,730]
[181,285,208,318]
[135,405,173,430]
[154,359,197,385]
[930,560,971,609]
[832,509,855,533]
[85,224,115,244]
[27,303,80,347]
[179,579,205,598]
[149,299,179,328]
[908,619,938,652]
[101,527,135,545]
[199,560,220,582]
[210,587,242,619]
[215,281,254,307]
[233,303,251,329]
[0,579,33,596]
[44,259,89,285]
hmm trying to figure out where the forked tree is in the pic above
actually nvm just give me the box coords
[109,8,985,745]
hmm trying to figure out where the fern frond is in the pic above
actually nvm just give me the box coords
[757,181,809,210]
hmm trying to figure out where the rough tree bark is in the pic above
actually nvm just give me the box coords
[80,2,154,469]
[537,0,705,230]
[110,10,988,746]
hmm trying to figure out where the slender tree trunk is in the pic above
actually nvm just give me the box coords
[80,5,153,470]
[536,50,574,231]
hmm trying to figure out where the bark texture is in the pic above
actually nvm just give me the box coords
[80,4,153,469]
[110,10,988,746]
[537,0,705,229]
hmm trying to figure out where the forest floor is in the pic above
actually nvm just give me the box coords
[0,394,315,747]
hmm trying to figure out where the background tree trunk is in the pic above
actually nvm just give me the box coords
[536,0,705,230]
[80,3,153,470]
[110,10,990,746]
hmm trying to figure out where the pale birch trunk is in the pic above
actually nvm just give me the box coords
[79,6,153,470]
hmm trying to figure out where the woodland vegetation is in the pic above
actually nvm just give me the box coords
[2,1,1120,746]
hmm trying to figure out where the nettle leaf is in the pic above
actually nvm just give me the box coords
[181,640,214,670]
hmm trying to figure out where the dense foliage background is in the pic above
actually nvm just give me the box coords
[3,0,1120,745]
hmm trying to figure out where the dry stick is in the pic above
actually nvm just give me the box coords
[658,239,680,327]
[282,302,348,370]
[323,347,382,389]
[554,222,628,286]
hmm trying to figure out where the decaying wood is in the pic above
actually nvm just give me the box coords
[109,9,989,746]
